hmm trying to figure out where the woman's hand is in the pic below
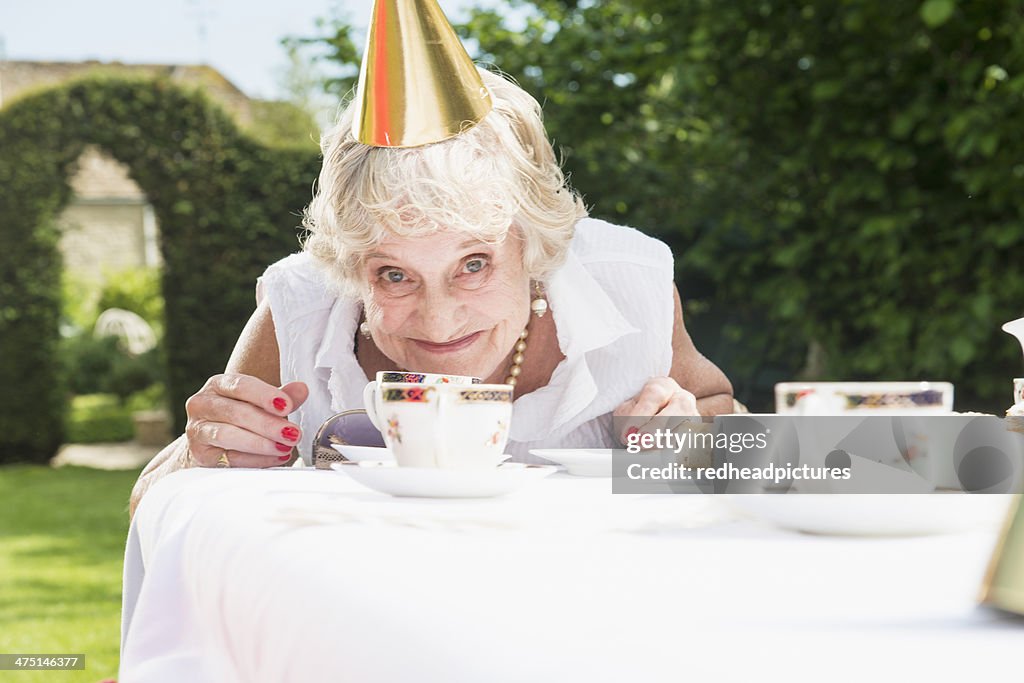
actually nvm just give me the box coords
[613,376,698,445]
[184,375,309,467]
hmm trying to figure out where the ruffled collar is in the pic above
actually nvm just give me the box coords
[313,296,368,413]
[507,248,637,441]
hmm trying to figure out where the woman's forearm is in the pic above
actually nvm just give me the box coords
[129,434,192,519]
[696,392,736,417]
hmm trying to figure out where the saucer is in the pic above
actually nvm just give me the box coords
[330,461,557,498]
[728,494,1011,536]
[330,444,395,463]
[529,448,613,477]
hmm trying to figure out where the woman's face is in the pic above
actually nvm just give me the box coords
[360,229,531,380]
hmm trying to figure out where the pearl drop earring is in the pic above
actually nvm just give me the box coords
[530,281,548,318]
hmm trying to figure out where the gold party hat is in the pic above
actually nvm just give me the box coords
[353,0,493,147]
[980,495,1024,614]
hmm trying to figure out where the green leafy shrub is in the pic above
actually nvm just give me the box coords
[125,382,167,412]
[1,78,318,462]
[96,267,165,334]
[247,99,321,151]
[64,394,134,444]
[59,333,162,402]
[60,335,123,396]
[60,271,101,336]
[106,347,163,404]
[63,386,168,445]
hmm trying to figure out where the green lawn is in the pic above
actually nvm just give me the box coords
[0,465,141,682]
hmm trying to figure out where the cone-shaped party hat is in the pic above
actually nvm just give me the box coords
[981,496,1024,615]
[353,0,493,147]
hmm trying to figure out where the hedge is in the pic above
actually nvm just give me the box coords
[0,78,319,462]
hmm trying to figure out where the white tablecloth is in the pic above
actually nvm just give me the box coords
[120,468,1023,683]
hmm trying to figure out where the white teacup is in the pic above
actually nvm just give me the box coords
[362,381,513,470]
[775,381,954,415]
[361,371,480,436]
[369,370,480,388]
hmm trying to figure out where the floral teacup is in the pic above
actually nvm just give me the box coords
[362,381,513,470]
[775,382,954,415]
[373,371,480,386]
[361,371,481,454]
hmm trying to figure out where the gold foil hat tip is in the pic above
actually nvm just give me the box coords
[353,0,494,148]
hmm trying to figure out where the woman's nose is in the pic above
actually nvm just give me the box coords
[418,286,464,340]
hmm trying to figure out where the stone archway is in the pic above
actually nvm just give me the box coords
[0,78,318,462]
[59,144,163,280]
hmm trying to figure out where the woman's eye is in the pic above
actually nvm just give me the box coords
[374,267,416,296]
[463,258,487,274]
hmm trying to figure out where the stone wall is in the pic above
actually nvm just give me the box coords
[59,202,156,280]
[59,146,161,280]
[68,145,147,200]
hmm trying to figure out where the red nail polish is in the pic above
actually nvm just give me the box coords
[278,454,292,462]
[273,397,287,412]
[626,426,640,437]
[282,426,300,441]
[275,443,292,453]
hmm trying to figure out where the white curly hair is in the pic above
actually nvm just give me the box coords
[301,68,587,294]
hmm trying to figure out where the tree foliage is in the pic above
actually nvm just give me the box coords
[281,13,362,102]
[457,0,1024,411]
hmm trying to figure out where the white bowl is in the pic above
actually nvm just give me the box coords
[728,494,1011,536]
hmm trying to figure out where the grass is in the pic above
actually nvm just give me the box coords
[0,465,141,682]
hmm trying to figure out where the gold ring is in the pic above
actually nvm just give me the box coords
[217,451,231,468]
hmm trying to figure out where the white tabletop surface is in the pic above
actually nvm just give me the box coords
[120,467,1024,683]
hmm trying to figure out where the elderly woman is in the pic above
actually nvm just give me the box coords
[129,3,731,514]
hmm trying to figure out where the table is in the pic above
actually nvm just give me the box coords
[120,468,1023,682]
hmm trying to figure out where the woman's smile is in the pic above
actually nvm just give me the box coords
[410,330,484,354]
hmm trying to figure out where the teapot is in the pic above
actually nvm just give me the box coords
[1003,318,1024,405]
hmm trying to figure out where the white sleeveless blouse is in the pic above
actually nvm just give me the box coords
[256,218,675,465]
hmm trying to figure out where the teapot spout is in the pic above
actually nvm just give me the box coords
[1003,317,1024,357]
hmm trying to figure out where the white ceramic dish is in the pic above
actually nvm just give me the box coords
[330,444,395,463]
[330,461,556,498]
[775,381,954,414]
[728,494,1011,536]
[529,448,614,477]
